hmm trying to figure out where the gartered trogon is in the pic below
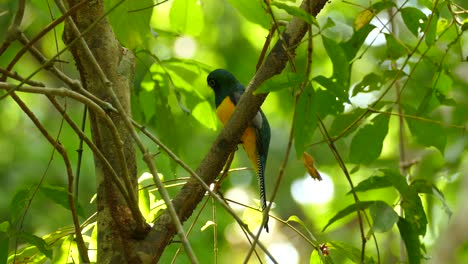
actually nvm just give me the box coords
[207,69,271,232]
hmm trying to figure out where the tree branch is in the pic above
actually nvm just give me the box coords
[144,0,329,260]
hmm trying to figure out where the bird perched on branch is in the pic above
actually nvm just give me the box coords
[207,69,271,232]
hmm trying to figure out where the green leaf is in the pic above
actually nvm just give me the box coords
[369,201,399,232]
[315,89,345,116]
[322,36,350,87]
[40,185,86,218]
[401,188,427,236]
[329,109,365,137]
[397,217,422,264]
[329,241,374,263]
[371,0,397,13]
[313,76,347,102]
[322,201,375,231]
[342,23,375,61]
[404,105,447,152]
[105,0,153,49]
[287,215,317,242]
[385,34,407,59]
[321,17,336,31]
[227,0,270,29]
[17,232,53,259]
[410,179,452,217]
[0,221,9,264]
[170,0,205,36]
[352,73,383,96]
[349,176,394,193]
[271,2,318,26]
[425,12,438,46]
[401,7,427,37]
[192,101,217,130]
[10,188,31,223]
[256,72,305,93]
[349,114,390,164]
[293,84,317,158]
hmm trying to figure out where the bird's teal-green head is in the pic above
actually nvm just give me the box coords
[207,69,244,106]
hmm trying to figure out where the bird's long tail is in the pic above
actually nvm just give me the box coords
[257,159,269,232]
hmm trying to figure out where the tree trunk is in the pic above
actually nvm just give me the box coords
[63,1,139,262]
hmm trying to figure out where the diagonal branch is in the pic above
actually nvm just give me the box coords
[143,0,329,261]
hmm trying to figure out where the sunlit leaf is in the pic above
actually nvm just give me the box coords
[17,232,53,259]
[227,0,270,28]
[401,7,427,37]
[302,152,322,180]
[105,0,153,49]
[192,101,217,130]
[271,2,318,26]
[322,17,336,31]
[322,201,375,231]
[397,217,422,264]
[329,241,375,263]
[369,201,398,233]
[349,114,389,164]
[170,0,205,36]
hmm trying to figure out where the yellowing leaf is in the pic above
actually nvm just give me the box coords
[354,9,374,31]
[302,152,322,181]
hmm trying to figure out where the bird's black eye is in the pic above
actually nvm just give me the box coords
[208,78,216,88]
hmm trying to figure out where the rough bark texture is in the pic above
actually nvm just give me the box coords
[63,1,138,263]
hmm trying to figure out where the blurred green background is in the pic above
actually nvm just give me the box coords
[1,0,467,263]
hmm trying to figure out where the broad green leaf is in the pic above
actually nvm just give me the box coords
[342,23,375,61]
[315,89,345,116]
[17,232,53,259]
[397,217,422,264]
[401,188,427,236]
[401,7,427,37]
[139,186,151,219]
[352,73,383,96]
[385,34,407,59]
[322,201,375,231]
[322,36,350,87]
[404,105,447,153]
[105,0,153,49]
[349,114,389,164]
[40,185,85,218]
[371,0,397,14]
[309,249,334,264]
[329,241,375,263]
[313,76,347,102]
[329,109,365,137]
[425,12,438,46]
[10,188,31,223]
[349,176,394,193]
[293,84,317,158]
[287,215,317,242]
[322,17,336,31]
[256,72,304,93]
[227,0,270,29]
[433,70,453,102]
[410,179,452,217]
[139,88,157,122]
[170,0,205,36]
[369,201,399,232]
[271,2,318,26]
[192,101,217,130]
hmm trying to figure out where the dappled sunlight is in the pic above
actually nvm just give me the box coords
[291,172,334,205]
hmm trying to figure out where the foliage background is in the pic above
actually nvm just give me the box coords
[0,0,467,263]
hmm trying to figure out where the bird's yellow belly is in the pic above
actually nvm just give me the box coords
[216,97,260,172]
